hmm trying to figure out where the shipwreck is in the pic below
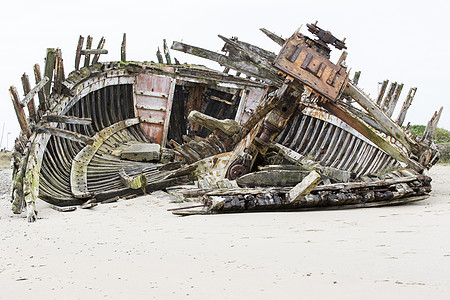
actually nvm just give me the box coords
[9,23,442,222]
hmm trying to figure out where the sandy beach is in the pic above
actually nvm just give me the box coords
[0,165,449,299]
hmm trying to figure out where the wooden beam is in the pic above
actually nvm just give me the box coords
[386,83,403,117]
[380,81,397,111]
[91,37,105,64]
[43,48,56,98]
[171,41,281,84]
[396,87,416,126]
[318,100,423,171]
[75,35,84,70]
[163,39,172,64]
[188,110,241,136]
[288,171,322,204]
[119,169,148,193]
[121,33,126,62]
[352,71,361,85]
[32,124,94,144]
[21,73,38,123]
[54,49,65,94]
[9,86,31,137]
[376,80,388,105]
[81,49,108,55]
[423,107,443,142]
[84,35,93,67]
[156,47,163,63]
[41,115,92,125]
[20,76,49,108]
[344,82,423,157]
[33,64,47,112]
[259,28,286,46]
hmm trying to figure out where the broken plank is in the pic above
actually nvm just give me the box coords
[386,83,403,117]
[33,64,47,112]
[41,115,92,125]
[91,37,105,64]
[21,73,38,123]
[43,48,56,98]
[396,87,417,126]
[75,36,84,70]
[84,35,93,67]
[32,124,93,144]
[10,86,31,137]
[20,76,49,108]
[119,169,148,191]
[376,80,388,105]
[259,28,286,46]
[121,33,126,62]
[163,39,172,64]
[288,171,322,203]
[188,110,241,136]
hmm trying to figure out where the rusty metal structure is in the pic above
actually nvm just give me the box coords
[9,24,442,221]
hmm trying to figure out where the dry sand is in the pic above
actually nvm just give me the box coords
[0,165,449,299]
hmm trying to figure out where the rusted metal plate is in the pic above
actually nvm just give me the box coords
[273,33,349,101]
[134,74,175,145]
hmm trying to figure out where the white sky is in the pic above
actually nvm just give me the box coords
[1,0,448,149]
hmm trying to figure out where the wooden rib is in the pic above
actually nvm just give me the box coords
[396,87,417,126]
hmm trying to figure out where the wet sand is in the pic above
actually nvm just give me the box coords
[0,166,449,299]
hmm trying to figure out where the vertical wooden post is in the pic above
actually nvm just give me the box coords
[10,86,31,137]
[21,73,38,123]
[33,64,47,113]
[121,33,126,62]
[84,35,93,67]
[75,35,84,70]
[156,47,163,64]
[92,37,105,64]
[396,87,416,126]
[376,80,388,105]
[54,48,65,94]
[352,71,361,85]
[163,39,172,64]
[380,81,397,111]
[386,83,403,117]
[43,48,56,98]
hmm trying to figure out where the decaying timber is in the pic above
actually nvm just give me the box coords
[9,23,442,222]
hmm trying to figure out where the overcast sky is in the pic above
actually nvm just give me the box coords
[0,0,448,149]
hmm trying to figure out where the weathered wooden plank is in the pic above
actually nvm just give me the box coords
[41,115,92,125]
[352,71,361,85]
[396,87,417,126]
[188,110,241,136]
[259,28,286,46]
[119,169,148,193]
[91,37,105,64]
[237,170,309,187]
[423,106,443,142]
[156,47,163,64]
[121,33,126,62]
[9,86,31,137]
[84,35,93,67]
[54,49,65,94]
[376,80,388,105]
[288,171,322,204]
[171,41,281,84]
[386,83,403,117]
[318,100,423,171]
[81,49,108,55]
[344,82,423,158]
[380,81,397,111]
[163,39,172,64]
[21,73,38,123]
[44,48,56,98]
[32,124,93,144]
[75,36,84,70]
[33,64,47,112]
[20,76,49,108]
